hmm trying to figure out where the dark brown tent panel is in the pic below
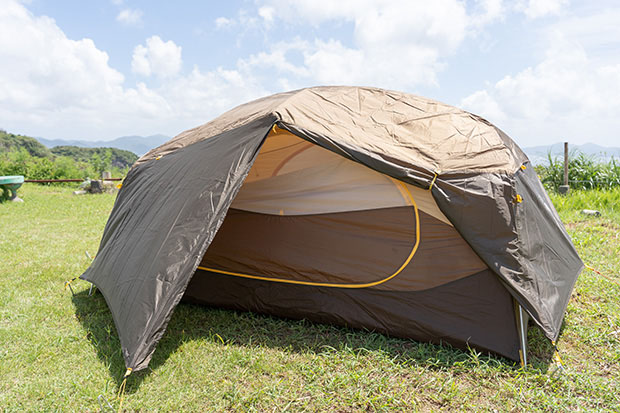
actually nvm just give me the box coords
[80,86,583,372]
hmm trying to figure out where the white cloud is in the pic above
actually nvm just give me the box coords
[461,90,507,121]
[116,8,143,26]
[160,66,268,121]
[215,16,233,29]
[460,32,620,146]
[258,6,275,26]
[472,0,505,26]
[218,0,501,89]
[0,1,171,136]
[0,1,268,140]
[242,39,311,78]
[131,36,182,77]
[5,0,617,150]
[516,0,568,19]
[243,0,504,90]
[0,1,126,111]
[131,45,150,76]
[0,0,512,141]
[546,8,620,62]
[262,0,471,50]
[213,9,262,35]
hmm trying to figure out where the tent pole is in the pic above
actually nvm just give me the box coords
[517,303,528,368]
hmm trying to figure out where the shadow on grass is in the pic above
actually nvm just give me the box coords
[71,289,558,393]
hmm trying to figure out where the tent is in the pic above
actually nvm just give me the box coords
[81,86,583,372]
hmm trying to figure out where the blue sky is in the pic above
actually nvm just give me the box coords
[1,0,619,147]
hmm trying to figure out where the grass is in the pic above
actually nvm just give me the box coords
[1,184,619,411]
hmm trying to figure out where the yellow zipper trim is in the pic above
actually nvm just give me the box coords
[196,181,420,289]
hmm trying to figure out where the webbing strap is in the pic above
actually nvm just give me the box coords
[428,173,438,191]
[585,264,620,286]
[550,340,565,373]
[116,368,132,413]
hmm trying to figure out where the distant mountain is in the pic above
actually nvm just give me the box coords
[37,134,170,156]
[523,143,620,165]
[26,133,620,166]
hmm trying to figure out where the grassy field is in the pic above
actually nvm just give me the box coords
[1,184,619,411]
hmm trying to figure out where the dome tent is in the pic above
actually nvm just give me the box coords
[80,86,583,372]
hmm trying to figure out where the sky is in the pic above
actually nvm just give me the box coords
[0,0,619,147]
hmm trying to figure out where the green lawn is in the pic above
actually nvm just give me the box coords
[1,184,619,411]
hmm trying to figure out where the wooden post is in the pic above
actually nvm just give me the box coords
[559,142,570,195]
[563,142,569,186]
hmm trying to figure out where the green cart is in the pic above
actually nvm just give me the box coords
[0,175,24,202]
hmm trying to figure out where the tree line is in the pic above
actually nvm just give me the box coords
[0,130,137,180]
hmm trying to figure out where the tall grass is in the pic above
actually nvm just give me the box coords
[535,151,620,190]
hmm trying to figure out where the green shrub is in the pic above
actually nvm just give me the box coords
[535,151,620,190]
[51,146,137,169]
[90,150,112,175]
[0,130,135,183]
[0,148,129,182]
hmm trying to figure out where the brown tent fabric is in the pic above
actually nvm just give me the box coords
[81,86,582,372]
[82,116,276,370]
[233,130,451,223]
[199,207,487,291]
[139,87,527,175]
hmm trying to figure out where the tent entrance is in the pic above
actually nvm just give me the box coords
[192,129,488,291]
[197,130,422,287]
[182,129,521,361]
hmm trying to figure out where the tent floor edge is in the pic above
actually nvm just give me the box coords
[183,267,521,363]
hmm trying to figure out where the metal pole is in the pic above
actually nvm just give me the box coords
[24,178,122,183]
[519,305,528,368]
